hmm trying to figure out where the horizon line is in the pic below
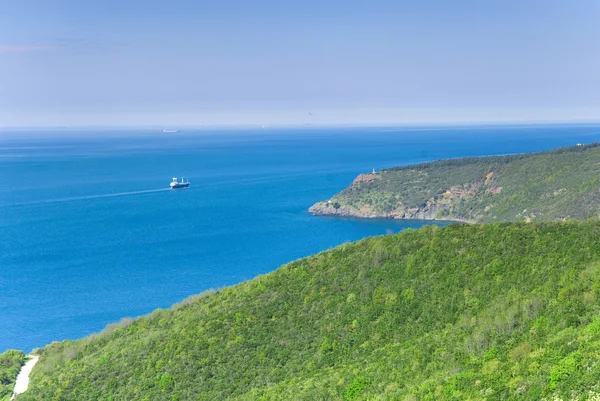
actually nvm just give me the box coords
[2,118,600,131]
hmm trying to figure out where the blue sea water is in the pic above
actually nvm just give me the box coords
[2,124,600,353]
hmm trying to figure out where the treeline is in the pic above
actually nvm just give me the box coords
[16,221,600,400]
[385,142,600,172]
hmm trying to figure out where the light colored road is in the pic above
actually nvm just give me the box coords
[11,355,40,400]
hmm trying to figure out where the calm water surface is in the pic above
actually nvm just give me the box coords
[1,124,600,352]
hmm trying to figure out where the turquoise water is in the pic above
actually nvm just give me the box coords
[1,124,600,352]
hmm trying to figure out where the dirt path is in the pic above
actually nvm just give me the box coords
[10,355,39,400]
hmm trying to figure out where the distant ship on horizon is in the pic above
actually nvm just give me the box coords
[163,129,179,133]
[170,177,190,189]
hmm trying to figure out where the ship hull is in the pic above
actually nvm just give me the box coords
[170,183,190,189]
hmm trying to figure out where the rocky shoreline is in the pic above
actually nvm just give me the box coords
[308,201,472,223]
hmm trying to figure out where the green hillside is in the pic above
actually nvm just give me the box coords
[309,143,600,223]
[0,350,25,401]
[17,221,600,400]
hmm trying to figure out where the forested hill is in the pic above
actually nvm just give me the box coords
[309,143,600,223]
[18,221,600,400]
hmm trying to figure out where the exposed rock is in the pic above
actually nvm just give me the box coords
[486,186,503,195]
[351,173,379,185]
[308,202,366,218]
[484,171,494,185]
[483,171,503,195]
[443,181,483,199]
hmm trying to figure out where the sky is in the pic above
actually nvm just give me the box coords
[0,0,599,127]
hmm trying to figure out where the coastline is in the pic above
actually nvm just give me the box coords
[308,201,474,224]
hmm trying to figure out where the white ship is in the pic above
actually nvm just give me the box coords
[170,177,190,189]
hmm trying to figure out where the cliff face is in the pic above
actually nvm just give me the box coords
[308,143,600,223]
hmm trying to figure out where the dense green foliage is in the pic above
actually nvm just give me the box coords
[18,221,600,400]
[311,143,600,222]
[0,350,25,401]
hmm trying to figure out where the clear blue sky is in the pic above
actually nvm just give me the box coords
[1,0,599,126]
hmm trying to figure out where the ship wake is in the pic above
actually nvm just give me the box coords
[3,188,172,207]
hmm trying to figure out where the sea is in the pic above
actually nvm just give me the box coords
[2,123,600,353]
